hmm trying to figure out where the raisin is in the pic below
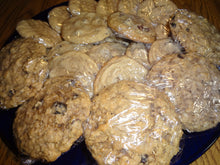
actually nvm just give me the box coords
[53,102,67,115]
[170,22,176,28]
[171,15,176,21]
[141,154,148,164]
[137,25,150,32]
[186,28,190,32]
[181,47,187,54]
[177,54,184,59]
[8,89,16,97]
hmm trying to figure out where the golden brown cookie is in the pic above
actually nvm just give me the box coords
[62,13,111,44]
[93,56,148,95]
[49,51,99,97]
[169,9,220,65]
[88,42,127,68]
[96,0,120,17]
[84,81,183,165]
[126,42,151,69]
[0,38,48,109]
[48,6,71,33]
[147,53,220,132]
[148,38,181,65]
[47,41,93,61]
[13,77,91,162]
[108,12,156,43]
[16,19,62,48]
[118,0,143,15]
[138,0,177,25]
[68,0,97,15]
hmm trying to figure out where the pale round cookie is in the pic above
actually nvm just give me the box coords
[0,38,48,109]
[48,6,71,33]
[13,77,91,162]
[49,51,99,97]
[68,0,97,15]
[93,56,148,95]
[62,13,111,44]
[47,41,93,61]
[118,0,143,15]
[88,42,127,68]
[148,38,182,65]
[126,42,151,69]
[169,9,220,65]
[147,53,220,132]
[96,0,120,17]
[108,12,156,43]
[84,81,183,165]
[16,19,62,48]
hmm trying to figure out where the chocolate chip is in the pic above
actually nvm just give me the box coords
[177,54,184,59]
[171,15,176,21]
[170,22,176,28]
[8,89,16,97]
[141,154,148,164]
[53,102,67,115]
[181,47,187,54]
[137,25,150,32]
[186,28,190,32]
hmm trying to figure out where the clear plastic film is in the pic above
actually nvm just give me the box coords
[0,38,49,109]
[48,50,99,98]
[84,81,183,165]
[146,53,220,132]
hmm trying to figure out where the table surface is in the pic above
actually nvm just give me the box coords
[0,0,220,165]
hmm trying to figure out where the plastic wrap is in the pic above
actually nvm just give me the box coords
[49,51,99,98]
[84,81,183,165]
[146,53,220,132]
[13,77,91,162]
[93,56,148,95]
[48,6,71,33]
[16,19,62,48]
[0,38,49,109]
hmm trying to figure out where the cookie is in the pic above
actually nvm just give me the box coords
[118,0,143,15]
[154,23,170,39]
[49,51,99,97]
[108,12,156,43]
[88,42,127,68]
[169,9,220,65]
[48,6,71,33]
[126,42,151,69]
[84,81,183,165]
[147,53,220,132]
[96,0,120,17]
[137,0,155,21]
[13,77,91,162]
[138,0,177,25]
[47,41,93,61]
[16,19,62,48]
[93,56,148,95]
[0,38,48,109]
[68,0,97,15]
[148,38,182,65]
[62,13,111,44]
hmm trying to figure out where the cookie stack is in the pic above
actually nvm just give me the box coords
[0,0,220,164]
